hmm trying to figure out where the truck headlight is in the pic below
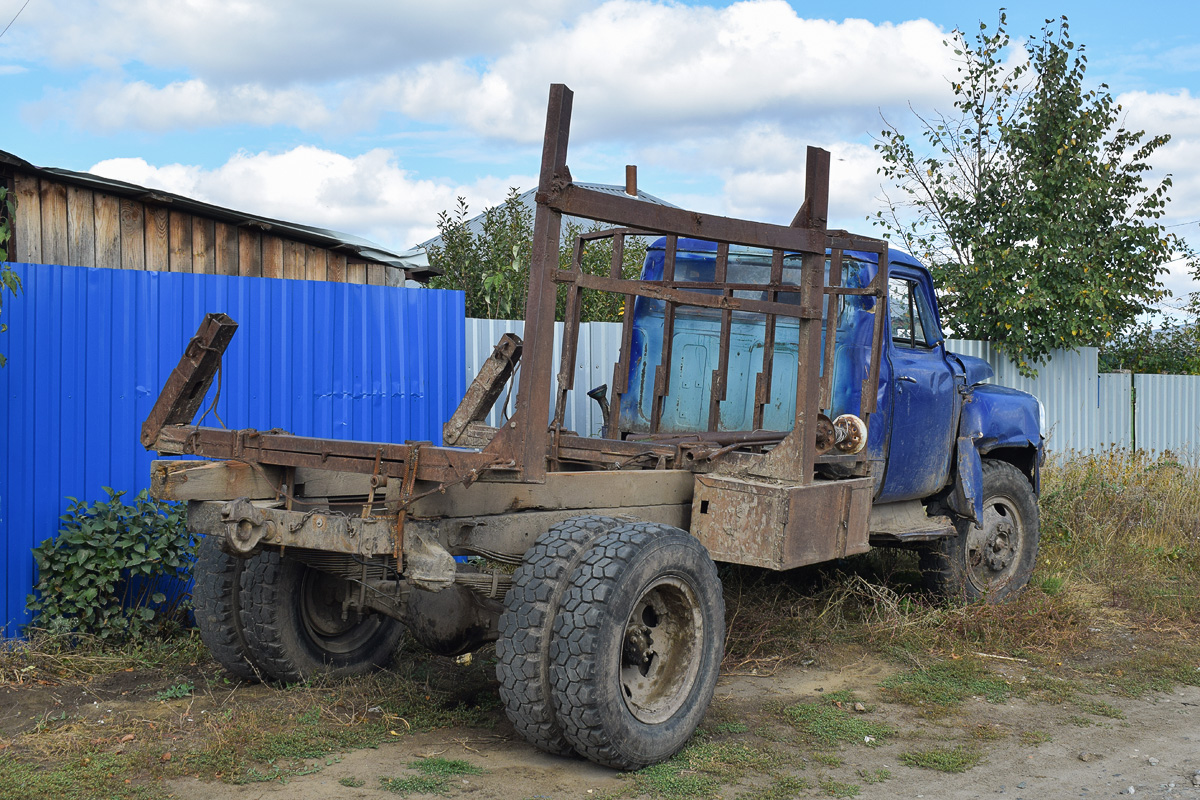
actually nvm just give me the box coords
[1036,398,1047,439]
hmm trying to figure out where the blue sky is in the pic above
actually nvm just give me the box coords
[2,0,1198,305]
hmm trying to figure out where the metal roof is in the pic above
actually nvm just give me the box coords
[0,149,437,280]
[418,182,679,251]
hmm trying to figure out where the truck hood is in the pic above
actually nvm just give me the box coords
[959,383,1041,453]
[947,352,995,386]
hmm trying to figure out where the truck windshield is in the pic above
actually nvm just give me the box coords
[637,241,867,318]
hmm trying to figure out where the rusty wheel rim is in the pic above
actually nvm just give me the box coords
[299,569,382,655]
[619,576,704,724]
[965,494,1025,595]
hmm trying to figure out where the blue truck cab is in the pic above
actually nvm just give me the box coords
[618,237,1044,600]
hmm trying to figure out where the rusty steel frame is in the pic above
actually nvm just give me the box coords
[144,83,890,499]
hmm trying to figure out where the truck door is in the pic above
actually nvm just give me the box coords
[878,272,959,502]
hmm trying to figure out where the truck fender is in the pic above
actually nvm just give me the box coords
[949,436,983,523]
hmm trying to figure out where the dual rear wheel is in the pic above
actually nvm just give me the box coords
[192,536,403,683]
[497,518,725,770]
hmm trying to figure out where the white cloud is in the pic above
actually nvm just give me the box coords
[32,79,332,132]
[89,147,535,250]
[383,1,959,143]
[34,1,963,141]
[15,0,595,84]
[1117,89,1200,300]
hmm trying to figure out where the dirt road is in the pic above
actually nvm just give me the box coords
[156,657,1200,800]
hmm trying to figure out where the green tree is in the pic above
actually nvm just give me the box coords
[427,189,534,320]
[874,13,1194,376]
[556,219,648,322]
[0,186,21,367]
[427,189,647,322]
[1099,315,1200,375]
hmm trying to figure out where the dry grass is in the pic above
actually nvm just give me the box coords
[724,449,1200,676]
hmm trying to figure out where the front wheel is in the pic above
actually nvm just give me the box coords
[238,551,404,682]
[549,522,725,770]
[921,459,1039,602]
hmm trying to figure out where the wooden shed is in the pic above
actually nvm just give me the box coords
[1,150,435,283]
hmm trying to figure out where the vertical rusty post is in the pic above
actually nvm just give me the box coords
[707,242,731,431]
[820,249,844,411]
[554,236,585,428]
[511,83,573,482]
[862,241,889,416]
[749,146,831,482]
[793,148,832,479]
[752,249,784,431]
[609,231,626,279]
[649,235,678,433]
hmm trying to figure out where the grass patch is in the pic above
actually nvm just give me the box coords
[380,775,449,795]
[969,723,1007,741]
[1019,730,1052,746]
[1102,648,1200,697]
[152,682,193,701]
[818,777,860,797]
[379,758,487,796]
[631,740,784,799]
[339,776,366,787]
[781,694,893,747]
[0,752,170,800]
[737,775,811,799]
[1076,697,1125,719]
[880,659,1012,714]
[900,745,983,773]
[857,767,890,784]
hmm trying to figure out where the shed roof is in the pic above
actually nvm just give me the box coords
[0,149,436,280]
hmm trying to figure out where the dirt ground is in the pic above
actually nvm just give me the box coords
[8,649,1195,800]
[184,672,1200,800]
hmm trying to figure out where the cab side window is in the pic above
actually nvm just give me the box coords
[888,277,935,348]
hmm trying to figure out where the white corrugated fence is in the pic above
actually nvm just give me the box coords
[464,319,1200,453]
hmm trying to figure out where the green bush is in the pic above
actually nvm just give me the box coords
[27,488,195,641]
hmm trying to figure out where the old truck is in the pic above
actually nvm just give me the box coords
[142,84,1044,771]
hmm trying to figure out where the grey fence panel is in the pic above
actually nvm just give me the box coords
[946,340,1099,452]
[464,318,524,427]
[1133,374,1200,454]
[1097,373,1134,449]
[464,319,623,435]
[466,322,1200,454]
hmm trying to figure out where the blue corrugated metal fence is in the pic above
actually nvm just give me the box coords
[0,263,464,638]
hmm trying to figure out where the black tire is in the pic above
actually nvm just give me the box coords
[549,522,725,770]
[496,515,625,756]
[238,550,404,683]
[921,459,1040,602]
[192,535,263,681]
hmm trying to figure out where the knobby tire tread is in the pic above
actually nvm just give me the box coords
[192,535,263,682]
[549,522,724,770]
[495,515,623,756]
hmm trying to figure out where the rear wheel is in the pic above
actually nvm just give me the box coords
[921,459,1039,602]
[549,522,724,770]
[496,515,624,755]
[192,535,263,681]
[238,550,404,682]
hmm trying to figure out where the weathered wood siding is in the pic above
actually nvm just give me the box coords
[7,171,381,284]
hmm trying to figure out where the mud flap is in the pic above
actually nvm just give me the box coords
[950,437,983,523]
